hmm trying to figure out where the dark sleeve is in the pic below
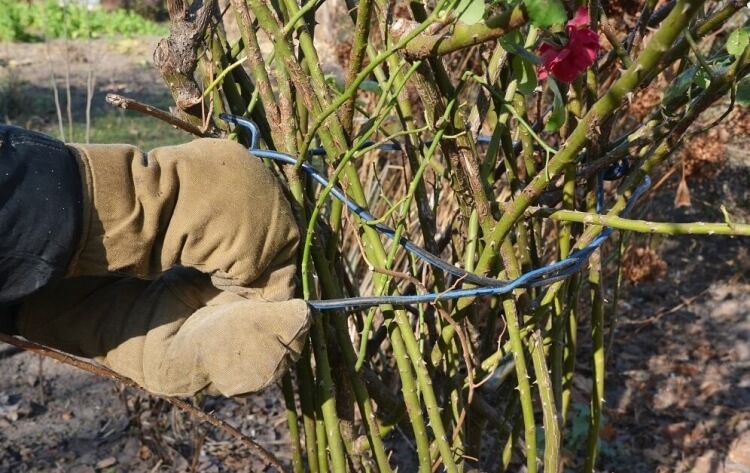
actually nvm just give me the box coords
[0,125,82,304]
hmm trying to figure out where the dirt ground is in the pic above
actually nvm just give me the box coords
[601,157,750,472]
[1,38,750,472]
[0,37,168,121]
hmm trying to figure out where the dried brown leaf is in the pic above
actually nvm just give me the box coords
[674,174,692,208]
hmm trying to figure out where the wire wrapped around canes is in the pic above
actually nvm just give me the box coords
[220,113,650,311]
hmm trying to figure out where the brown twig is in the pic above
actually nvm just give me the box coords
[628,289,710,332]
[105,93,218,138]
[0,333,289,473]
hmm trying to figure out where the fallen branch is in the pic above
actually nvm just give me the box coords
[0,333,288,473]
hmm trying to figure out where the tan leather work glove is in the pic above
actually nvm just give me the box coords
[17,268,310,397]
[15,138,311,397]
[66,138,300,301]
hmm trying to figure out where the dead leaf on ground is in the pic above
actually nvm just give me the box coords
[674,173,692,208]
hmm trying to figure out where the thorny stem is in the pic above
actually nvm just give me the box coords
[281,373,304,473]
[501,292,538,473]
[410,64,494,227]
[534,42,750,346]
[396,307,460,472]
[530,331,560,472]
[245,0,341,153]
[599,6,633,68]
[399,5,528,57]
[229,0,282,140]
[584,216,605,472]
[300,0,451,157]
[473,0,706,280]
[308,312,348,473]
[341,0,374,132]
[495,236,538,473]
[526,209,750,236]
[389,320,434,473]
[295,346,320,473]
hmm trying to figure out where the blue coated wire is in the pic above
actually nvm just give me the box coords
[220,113,650,310]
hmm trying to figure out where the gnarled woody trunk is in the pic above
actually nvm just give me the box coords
[153,0,217,126]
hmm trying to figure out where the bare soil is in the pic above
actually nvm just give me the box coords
[1,37,168,124]
[1,38,750,472]
[600,158,750,473]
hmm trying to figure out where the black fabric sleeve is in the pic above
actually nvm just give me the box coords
[0,125,82,304]
[0,304,19,335]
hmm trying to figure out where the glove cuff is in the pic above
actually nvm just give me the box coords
[65,143,95,278]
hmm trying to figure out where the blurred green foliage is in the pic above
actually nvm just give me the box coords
[0,0,167,42]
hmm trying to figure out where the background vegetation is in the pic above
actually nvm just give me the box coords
[0,0,167,42]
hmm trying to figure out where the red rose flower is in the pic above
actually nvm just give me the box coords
[537,7,601,83]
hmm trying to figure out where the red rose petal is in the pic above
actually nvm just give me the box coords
[536,7,600,83]
[567,6,590,30]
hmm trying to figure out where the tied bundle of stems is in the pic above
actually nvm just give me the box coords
[111,0,750,470]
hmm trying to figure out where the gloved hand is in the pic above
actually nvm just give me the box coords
[66,138,301,301]
[12,136,311,397]
[17,268,310,397]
